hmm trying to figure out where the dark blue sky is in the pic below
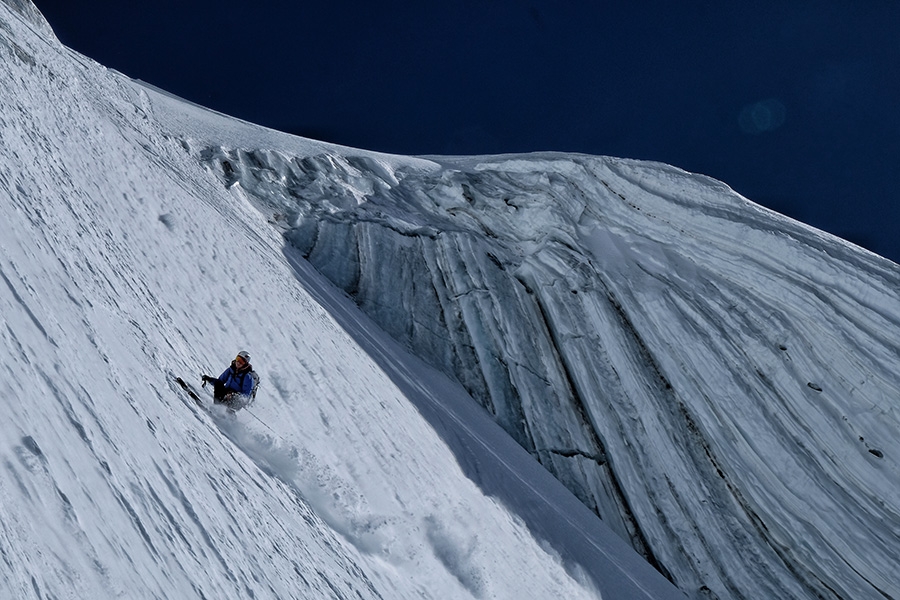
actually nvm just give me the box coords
[34,1,900,262]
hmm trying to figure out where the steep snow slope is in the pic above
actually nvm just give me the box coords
[0,2,686,599]
[156,47,900,600]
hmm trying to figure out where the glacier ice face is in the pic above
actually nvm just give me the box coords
[197,144,900,599]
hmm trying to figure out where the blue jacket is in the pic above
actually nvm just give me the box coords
[216,363,255,397]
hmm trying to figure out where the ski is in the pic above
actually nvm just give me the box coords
[174,376,203,406]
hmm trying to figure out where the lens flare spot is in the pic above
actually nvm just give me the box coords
[739,99,786,134]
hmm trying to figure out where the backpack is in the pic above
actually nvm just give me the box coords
[248,370,261,403]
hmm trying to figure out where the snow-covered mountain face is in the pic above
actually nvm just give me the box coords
[4,1,900,599]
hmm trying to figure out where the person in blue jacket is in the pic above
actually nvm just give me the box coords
[202,350,255,408]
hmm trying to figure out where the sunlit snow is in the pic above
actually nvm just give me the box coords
[3,1,900,599]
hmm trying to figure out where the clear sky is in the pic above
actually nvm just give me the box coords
[33,1,900,262]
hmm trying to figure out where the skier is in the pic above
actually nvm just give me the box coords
[202,351,257,409]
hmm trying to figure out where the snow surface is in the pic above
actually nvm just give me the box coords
[0,2,682,599]
[4,1,900,599]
